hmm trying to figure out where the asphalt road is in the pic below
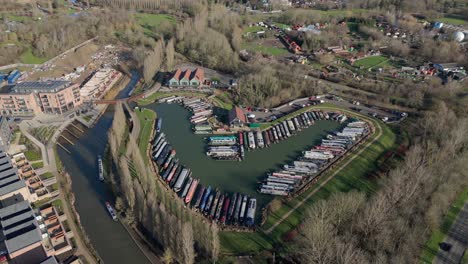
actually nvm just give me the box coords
[435,203,468,264]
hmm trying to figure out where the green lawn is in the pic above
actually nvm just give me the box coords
[32,161,44,170]
[420,189,468,263]
[136,108,157,164]
[19,47,49,64]
[40,172,55,179]
[273,23,291,30]
[221,106,396,255]
[354,55,389,69]
[6,14,34,23]
[24,149,42,161]
[242,42,289,56]
[135,13,176,36]
[435,17,468,26]
[82,115,93,122]
[243,26,265,33]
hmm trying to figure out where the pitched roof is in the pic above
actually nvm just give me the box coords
[191,68,204,82]
[228,106,246,123]
[171,69,182,80]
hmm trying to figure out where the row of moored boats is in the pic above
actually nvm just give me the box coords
[158,96,214,132]
[150,119,257,227]
[259,119,369,196]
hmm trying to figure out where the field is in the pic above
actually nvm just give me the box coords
[136,108,157,164]
[220,105,396,255]
[135,13,176,37]
[420,188,468,263]
[19,47,49,64]
[354,55,390,70]
[436,17,468,26]
[242,41,289,56]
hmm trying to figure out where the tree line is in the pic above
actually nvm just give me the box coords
[290,102,467,263]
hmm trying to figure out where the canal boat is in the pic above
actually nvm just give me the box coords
[282,121,291,137]
[245,198,257,227]
[303,150,334,160]
[247,132,256,149]
[239,196,248,223]
[210,191,221,218]
[238,132,244,146]
[272,128,279,142]
[256,131,264,148]
[287,119,296,132]
[208,136,237,146]
[105,201,118,221]
[205,191,216,214]
[156,118,162,133]
[267,129,275,143]
[227,193,238,222]
[214,194,225,221]
[173,168,190,192]
[162,160,175,180]
[185,178,199,204]
[199,186,212,211]
[243,132,249,150]
[240,145,245,160]
[275,125,283,140]
[169,165,183,187]
[152,141,167,160]
[220,197,230,225]
[293,117,301,130]
[166,161,179,183]
[152,132,164,145]
[233,194,243,224]
[163,149,176,169]
[193,185,205,208]
[97,155,104,181]
[156,145,172,166]
[180,176,193,198]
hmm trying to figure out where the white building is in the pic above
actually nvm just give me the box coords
[80,68,122,100]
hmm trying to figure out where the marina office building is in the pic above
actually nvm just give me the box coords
[0,81,82,115]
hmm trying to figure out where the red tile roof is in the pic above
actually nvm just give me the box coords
[233,106,246,123]
[193,68,204,82]
[172,69,182,80]
[181,69,191,81]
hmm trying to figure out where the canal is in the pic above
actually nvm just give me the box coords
[58,71,151,264]
[145,103,342,209]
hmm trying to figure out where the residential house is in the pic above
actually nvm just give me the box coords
[168,68,205,88]
[228,106,247,127]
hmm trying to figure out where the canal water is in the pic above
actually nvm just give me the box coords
[58,72,151,264]
[145,103,342,209]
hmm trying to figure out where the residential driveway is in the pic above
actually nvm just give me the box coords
[434,203,468,264]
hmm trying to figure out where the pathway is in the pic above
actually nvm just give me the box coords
[20,120,97,264]
[265,112,383,234]
[434,203,468,264]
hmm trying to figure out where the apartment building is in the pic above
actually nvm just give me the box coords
[0,81,82,115]
[80,68,122,100]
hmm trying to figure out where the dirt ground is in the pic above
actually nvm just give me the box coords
[26,42,100,82]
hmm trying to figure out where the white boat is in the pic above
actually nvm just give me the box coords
[97,155,104,181]
[105,201,118,221]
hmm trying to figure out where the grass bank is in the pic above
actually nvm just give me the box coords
[135,108,157,164]
[220,105,396,255]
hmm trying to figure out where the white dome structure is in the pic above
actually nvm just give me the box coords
[453,31,465,42]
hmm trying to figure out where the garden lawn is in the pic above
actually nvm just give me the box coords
[24,149,42,161]
[19,47,49,64]
[242,42,289,56]
[436,17,468,26]
[135,13,176,36]
[32,162,44,170]
[420,188,468,263]
[136,108,157,164]
[354,55,389,70]
[221,106,396,255]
